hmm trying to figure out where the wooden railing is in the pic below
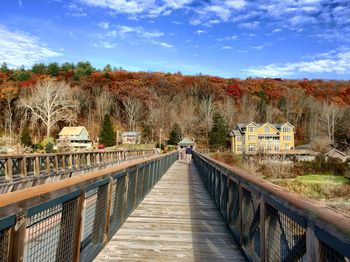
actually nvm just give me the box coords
[0,151,177,262]
[193,152,350,262]
[0,149,156,194]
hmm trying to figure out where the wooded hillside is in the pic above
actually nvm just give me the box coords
[0,62,349,148]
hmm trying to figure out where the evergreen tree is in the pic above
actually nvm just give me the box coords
[47,62,60,76]
[99,114,116,147]
[168,123,182,145]
[20,123,33,147]
[208,112,228,149]
[32,63,47,74]
[0,62,9,74]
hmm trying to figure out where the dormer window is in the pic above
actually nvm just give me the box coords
[264,126,269,133]
[283,127,291,132]
[248,126,256,132]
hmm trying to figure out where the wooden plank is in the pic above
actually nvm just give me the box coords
[95,161,245,261]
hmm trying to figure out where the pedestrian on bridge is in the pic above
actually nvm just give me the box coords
[185,146,193,164]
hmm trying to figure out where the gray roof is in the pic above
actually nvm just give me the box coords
[231,122,292,134]
[178,137,195,146]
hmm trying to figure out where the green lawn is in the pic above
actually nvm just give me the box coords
[296,174,349,185]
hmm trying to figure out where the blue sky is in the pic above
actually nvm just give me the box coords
[0,0,349,79]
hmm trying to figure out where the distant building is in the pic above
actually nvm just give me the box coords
[122,131,141,144]
[178,137,195,148]
[58,126,92,149]
[230,122,295,154]
[325,149,349,163]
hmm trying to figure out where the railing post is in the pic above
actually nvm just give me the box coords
[306,222,320,261]
[19,157,27,177]
[54,155,59,174]
[68,154,73,170]
[11,211,26,262]
[260,196,266,262]
[87,153,91,167]
[104,177,114,242]
[239,184,243,250]
[34,156,40,176]
[73,192,85,262]
[4,158,13,181]
[45,156,50,174]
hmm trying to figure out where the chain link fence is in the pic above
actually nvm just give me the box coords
[0,152,177,262]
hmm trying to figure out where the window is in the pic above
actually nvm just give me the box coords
[248,126,256,132]
[248,135,257,141]
[236,136,242,141]
[248,145,256,152]
[264,126,269,133]
[274,145,280,151]
[285,144,290,150]
[237,145,242,151]
[283,127,292,132]
[283,135,291,141]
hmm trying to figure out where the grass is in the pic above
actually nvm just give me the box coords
[296,174,349,185]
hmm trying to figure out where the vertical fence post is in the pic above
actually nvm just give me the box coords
[34,156,40,176]
[239,184,243,250]
[105,177,114,243]
[260,196,266,262]
[54,155,59,174]
[4,158,13,181]
[73,191,85,262]
[306,222,320,261]
[45,156,50,174]
[19,157,27,178]
[11,211,26,262]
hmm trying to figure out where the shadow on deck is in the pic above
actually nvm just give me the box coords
[95,160,245,261]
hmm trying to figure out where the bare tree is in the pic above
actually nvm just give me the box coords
[216,97,235,129]
[198,95,215,146]
[19,79,78,138]
[123,97,142,131]
[96,90,113,123]
[320,102,344,145]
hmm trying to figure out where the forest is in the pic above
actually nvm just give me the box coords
[0,61,349,150]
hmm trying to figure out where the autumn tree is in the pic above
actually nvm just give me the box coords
[216,97,235,129]
[19,79,77,137]
[99,114,116,147]
[0,85,19,136]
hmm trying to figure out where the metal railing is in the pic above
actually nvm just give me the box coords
[0,149,156,194]
[0,151,177,262]
[193,152,350,262]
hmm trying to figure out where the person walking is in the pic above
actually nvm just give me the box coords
[185,146,193,164]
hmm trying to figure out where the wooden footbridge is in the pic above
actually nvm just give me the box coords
[0,150,349,262]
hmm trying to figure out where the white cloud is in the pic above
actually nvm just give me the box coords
[195,30,206,35]
[95,41,117,48]
[222,45,232,50]
[245,48,350,77]
[0,26,62,67]
[217,35,238,41]
[238,21,260,29]
[98,21,110,29]
[116,25,163,38]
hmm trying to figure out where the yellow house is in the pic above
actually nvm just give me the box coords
[229,122,295,154]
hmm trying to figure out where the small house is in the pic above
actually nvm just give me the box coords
[178,137,195,148]
[325,149,349,163]
[58,126,92,149]
[122,132,141,144]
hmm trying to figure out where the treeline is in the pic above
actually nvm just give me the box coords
[0,61,349,149]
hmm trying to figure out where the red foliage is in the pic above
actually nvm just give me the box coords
[227,84,242,98]
[98,144,106,149]
[18,79,36,87]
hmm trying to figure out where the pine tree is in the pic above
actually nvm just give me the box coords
[208,112,228,149]
[20,123,32,147]
[99,114,116,147]
[168,123,182,145]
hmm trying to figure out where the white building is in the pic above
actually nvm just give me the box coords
[58,126,92,149]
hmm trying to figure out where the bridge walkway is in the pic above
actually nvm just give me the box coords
[95,160,245,261]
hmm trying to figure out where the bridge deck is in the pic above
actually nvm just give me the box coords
[95,160,245,261]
